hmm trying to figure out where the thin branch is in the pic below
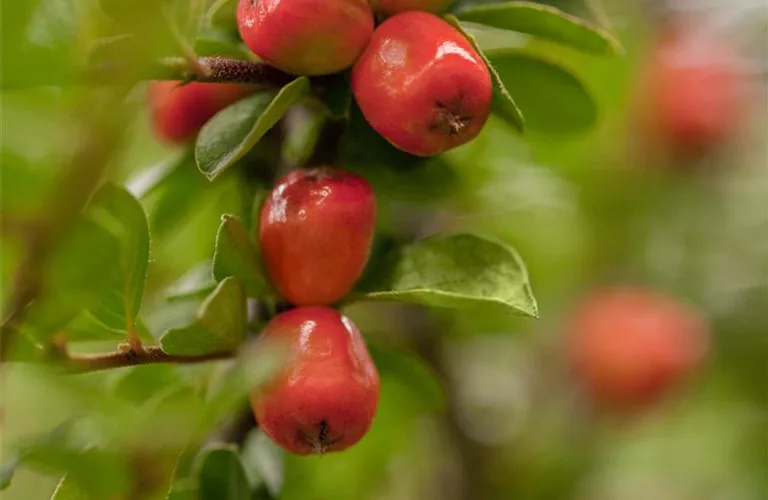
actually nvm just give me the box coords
[88,56,294,86]
[63,345,234,373]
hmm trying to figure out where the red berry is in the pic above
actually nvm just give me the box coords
[566,287,709,412]
[252,307,380,454]
[236,0,374,76]
[259,168,376,306]
[352,11,492,157]
[148,81,252,144]
[637,24,746,156]
[370,0,453,17]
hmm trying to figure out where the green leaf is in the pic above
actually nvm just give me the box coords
[160,277,247,355]
[457,2,621,55]
[212,215,270,298]
[206,0,237,30]
[65,311,125,341]
[85,183,150,331]
[23,218,122,339]
[195,78,311,181]
[194,34,254,59]
[112,364,183,405]
[368,345,444,412]
[281,105,327,166]
[197,446,251,500]
[50,475,86,500]
[445,15,524,133]
[166,261,217,301]
[241,430,283,496]
[486,50,597,133]
[356,233,538,318]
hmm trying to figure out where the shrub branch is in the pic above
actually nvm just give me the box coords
[62,345,234,373]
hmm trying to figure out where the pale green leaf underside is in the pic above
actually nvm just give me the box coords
[358,234,538,318]
[195,77,311,181]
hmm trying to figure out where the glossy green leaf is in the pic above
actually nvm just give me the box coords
[23,218,122,339]
[160,277,247,355]
[486,50,597,133]
[197,446,251,500]
[445,15,525,133]
[85,183,150,331]
[356,233,538,317]
[457,2,621,55]
[166,261,217,301]
[212,215,270,298]
[281,105,326,166]
[241,430,283,496]
[195,78,311,181]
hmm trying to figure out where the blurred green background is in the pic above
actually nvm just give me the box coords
[1,0,767,499]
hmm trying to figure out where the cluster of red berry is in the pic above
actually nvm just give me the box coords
[147,0,489,455]
[150,0,493,158]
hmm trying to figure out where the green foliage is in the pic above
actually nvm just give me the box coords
[356,234,538,318]
[457,1,622,55]
[212,214,270,298]
[486,50,597,133]
[447,15,525,133]
[160,277,247,355]
[195,78,311,180]
[196,446,251,500]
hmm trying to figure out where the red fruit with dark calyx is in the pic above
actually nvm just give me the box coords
[236,0,374,76]
[352,11,492,157]
[259,168,376,306]
[566,287,709,412]
[370,0,453,17]
[252,307,380,454]
[148,81,253,144]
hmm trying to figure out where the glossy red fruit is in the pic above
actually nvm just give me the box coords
[236,0,374,76]
[148,81,252,144]
[370,0,453,17]
[352,11,492,157]
[567,287,709,412]
[252,307,380,454]
[637,23,746,156]
[259,168,376,306]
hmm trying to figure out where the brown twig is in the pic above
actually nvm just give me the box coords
[63,345,233,373]
[88,56,294,86]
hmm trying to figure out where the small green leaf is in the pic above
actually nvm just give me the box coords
[445,15,525,133]
[160,277,247,355]
[241,430,283,496]
[356,233,538,318]
[212,215,270,298]
[486,50,597,133]
[457,2,622,55]
[195,78,311,181]
[112,364,183,405]
[166,261,217,301]
[23,218,122,339]
[281,105,327,166]
[85,183,150,331]
[197,446,251,500]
